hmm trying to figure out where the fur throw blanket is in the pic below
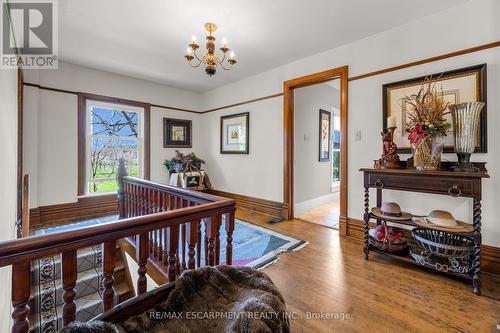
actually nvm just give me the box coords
[60,266,289,333]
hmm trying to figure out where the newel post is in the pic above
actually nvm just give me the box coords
[117,158,128,219]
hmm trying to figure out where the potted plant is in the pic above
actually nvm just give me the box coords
[405,79,451,170]
[164,150,206,174]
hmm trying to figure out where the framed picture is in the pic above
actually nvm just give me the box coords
[319,109,331,161]
[220,112,249,154]
[383,64,487,153]
[163,118,192,148]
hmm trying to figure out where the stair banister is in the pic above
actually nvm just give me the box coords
[0,177,235,333]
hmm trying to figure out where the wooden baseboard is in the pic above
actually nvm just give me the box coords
[344,217,500,278]
[30,194,118,227]
[209,189,286,219]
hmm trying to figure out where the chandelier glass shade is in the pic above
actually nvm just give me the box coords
[185,23,237,76]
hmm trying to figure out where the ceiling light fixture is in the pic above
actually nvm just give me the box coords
[184,23,237,76]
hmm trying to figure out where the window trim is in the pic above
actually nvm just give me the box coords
[86,100,144,194]
[78,93,150,196]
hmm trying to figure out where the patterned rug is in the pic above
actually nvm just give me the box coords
[33,216,307,269]
[31,216,307,332]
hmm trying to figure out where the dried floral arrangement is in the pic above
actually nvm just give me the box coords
[405,78,451,145]
[164,150,205,172]
[404,77,451,169]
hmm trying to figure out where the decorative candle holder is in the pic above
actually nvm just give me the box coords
[449,102,485,173]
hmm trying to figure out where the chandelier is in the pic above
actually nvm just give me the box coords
[184,23,237,76]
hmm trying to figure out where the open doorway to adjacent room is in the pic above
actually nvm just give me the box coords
[292,79,341,229]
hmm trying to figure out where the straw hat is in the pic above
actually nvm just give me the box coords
[371,202,412,221]
[413,210,474,233]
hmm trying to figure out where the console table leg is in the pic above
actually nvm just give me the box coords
[472,198,482,295]
[364,187,370,260]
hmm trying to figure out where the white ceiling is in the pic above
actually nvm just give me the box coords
[59,0,467,92]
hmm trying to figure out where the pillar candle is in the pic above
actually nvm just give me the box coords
[387,116,396,128]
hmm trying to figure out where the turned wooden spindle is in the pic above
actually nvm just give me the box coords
[363,187,370,260]
[187,221,199,269]
[168,225,179,282]
[136,232,149,295]
[117,158,128,219]
[207,216,220,266]
[196,219,202,268]
[204,219,209,266]
[11,262,30,333]
[181,223,187,271]
[163,227,169,266]
[61,250,77,327]
[102,240,116,312]
[225,211,235,266]
[215,215,221,265]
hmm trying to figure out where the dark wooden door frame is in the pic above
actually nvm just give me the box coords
[283,66,348,233]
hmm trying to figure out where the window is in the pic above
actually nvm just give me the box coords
[332,113,341,184]
[85,100,144,194]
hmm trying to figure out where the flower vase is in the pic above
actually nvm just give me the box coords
[411,135,445,171]
[449,102,485,172]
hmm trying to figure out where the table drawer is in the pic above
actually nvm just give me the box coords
[366,173,476,198]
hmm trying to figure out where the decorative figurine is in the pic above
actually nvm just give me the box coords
[379,125,401,169]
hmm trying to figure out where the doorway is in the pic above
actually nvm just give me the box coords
[283,66,348,233]
[292,80,341,228]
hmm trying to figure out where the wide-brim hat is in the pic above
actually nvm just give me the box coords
[413,210,474,233]
[371,202,412,221]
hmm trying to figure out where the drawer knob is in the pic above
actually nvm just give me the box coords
[448,185,462,197]
[374,179,384,189]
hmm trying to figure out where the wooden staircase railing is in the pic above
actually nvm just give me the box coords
[119,175,236,286]
[0,168,235,333]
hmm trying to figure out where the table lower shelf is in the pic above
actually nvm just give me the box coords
[366,245,472,280]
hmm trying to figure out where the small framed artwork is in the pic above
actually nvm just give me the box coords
[319,109,331,161]
[220,112,249,154]
[163,118,192,148]
[383,64,487,153]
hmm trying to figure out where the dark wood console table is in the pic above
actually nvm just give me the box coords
[360,164,489,295]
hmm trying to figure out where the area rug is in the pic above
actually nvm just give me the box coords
[34,215,307,269]
[216,219,307,269]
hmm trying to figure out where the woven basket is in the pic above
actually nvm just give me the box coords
[411,228,473,258]
[368,228,407,253]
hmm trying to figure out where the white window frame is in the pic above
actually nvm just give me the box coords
[331,109,341,192]
[85,100,145,195]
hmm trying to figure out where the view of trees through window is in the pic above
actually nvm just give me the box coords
[332,114,340,183]
[88,107,141,193]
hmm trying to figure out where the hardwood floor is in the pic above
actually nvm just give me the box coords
[295,200,340,229]
[237,209,500,333]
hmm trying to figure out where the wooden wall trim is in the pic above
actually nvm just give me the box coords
[283,66,349,224]
[30,195,118,227]
[209,189,286,219]
[77,93,151,196]
[23,82,198,113]
[201,93,284,113]
[349,40,500,82]
[344,217,500,278]
[17,68,24,223]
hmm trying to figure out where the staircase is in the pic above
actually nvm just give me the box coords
[28,243,134,333]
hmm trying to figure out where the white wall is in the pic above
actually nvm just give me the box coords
[199,0,500,247]
[0,68,18,332]
[200,97,283,202]
[294,83,339,204]
[23,62,204,207]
